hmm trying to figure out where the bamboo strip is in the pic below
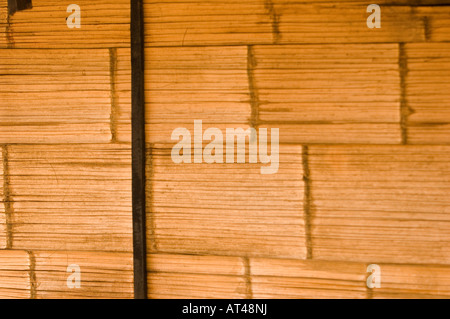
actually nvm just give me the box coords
[250,258,367,299]
[0,250,30,299]
[33,251,133,299]
[258,123,402,144]
[144,46,250,145]
[147,253,246,299]
[148,253,245,276]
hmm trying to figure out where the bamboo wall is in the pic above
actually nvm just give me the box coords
[1,0,450,299]
[142,0,450,299]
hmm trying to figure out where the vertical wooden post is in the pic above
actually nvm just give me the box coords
[7,0,32,15]
[131,0,148,299]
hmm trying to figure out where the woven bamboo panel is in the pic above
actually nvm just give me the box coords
[8,144,132,252]
[406,43,450,144]
[372,263,450,299]
[273,1,425,44]
[309,145,450,265]
[8,0,129,49]
[148,145,306,258]
[0,250,30,299]
[148,253,247,299]
[33,251,133,299]
[143,0,273,46]
[0,49,113,144]
[252,44,401,144]
[1,0,449,300]
[250,258,367,299]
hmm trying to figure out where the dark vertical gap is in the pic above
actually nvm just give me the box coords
[109,48,118,143]
[2,145,13,249]
[399,43,410,145]
[131,0,148,299]
[264,0,280,44]
[302,145,313,259]
[145,144,157,252]
[243,257,253,299]
[7,0,32,15]
[247,46,259,129]
[423,16,431,41]
[6,12,14,48]
[27,250,37,299]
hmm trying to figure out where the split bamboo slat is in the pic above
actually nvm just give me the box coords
[308,146,450,264]
[143,0,274,46]
[148,145,306,258]
[417,6,450,42]
[145,47,251,144]
[273,1,425,44]
[253,44,402,144]
[0,250,30,299]
[147,254,247,299]
[0,49,113,143]
[250,258,368,299]
[7,144,132,252]
[7,0,130,48]
[406,43,450,144]
[372,263,450,299]
[116,47,252,144]
[33,251,133,299]
[0,0,6,48]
